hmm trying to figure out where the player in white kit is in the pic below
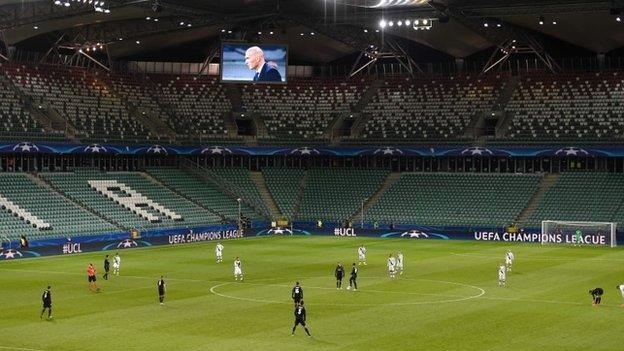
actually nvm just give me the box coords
[234,257,243,281]
[617,283,624,307]
[396,251,404,275]
[498,264,506,287]
[215,242,224,263]
[505,250,514,272]
[387,254,396,278]
[112,253,121,276]
[357,245,367,266]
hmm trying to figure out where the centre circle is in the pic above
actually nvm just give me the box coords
[209,276,485,306]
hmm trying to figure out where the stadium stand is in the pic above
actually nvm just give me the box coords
[360,75,503,141]
[2,64,153,142]
[505,72,624,140]
[101,72,171,125]
[242,78,367,142]
[366,173,541,227]
[0,173,119,240]
[39,170,221,230]
[0,72,46,140]
[298,168,389,221]
[150,75,233,141]
[146,168,262,220]
[261,167,306,218]
[526,172,624,227]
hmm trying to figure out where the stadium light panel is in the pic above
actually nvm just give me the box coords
[379,19,387,28]
[397,20,403,26]
[388,21,394,26]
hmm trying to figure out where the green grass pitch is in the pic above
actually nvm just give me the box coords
[1,236,624,351]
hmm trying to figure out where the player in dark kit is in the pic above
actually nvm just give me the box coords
[347,263,358,291]
[103,254,110,280]
[291,300,311,337]
[335,262,345,289]
[40,286,52,320]
[589,287,604,306]
[292,281,303,306]
[158,276,166,305]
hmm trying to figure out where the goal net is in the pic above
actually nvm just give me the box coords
[541,220,617,247]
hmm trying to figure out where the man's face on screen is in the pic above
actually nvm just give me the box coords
[245,49,262,70]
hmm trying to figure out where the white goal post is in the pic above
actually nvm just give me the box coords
[541,220,617,247]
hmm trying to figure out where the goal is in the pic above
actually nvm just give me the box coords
[541,220,617,247]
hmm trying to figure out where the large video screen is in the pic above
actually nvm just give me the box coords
[221,43,287,83]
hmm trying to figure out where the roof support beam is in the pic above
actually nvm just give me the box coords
[197,43,220,77]
[431,3,561,74]
[0,31,9,61]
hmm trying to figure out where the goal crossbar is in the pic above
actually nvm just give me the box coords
[541,220,617,247]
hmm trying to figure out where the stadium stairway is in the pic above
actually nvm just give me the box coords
[291,171,308,220]
[249,171,282,220]
[251,112,270,140]
[139,73,185,137]
[515,173,559,226]
[33,173,128,231]
[349,79,385,139]
[494,76,521,138]
[138,171,226,222]
[222,111,239,140]
[0,72,73,139]
[348,172,402,223]
[224,84,244,113]
[120,99,177,142]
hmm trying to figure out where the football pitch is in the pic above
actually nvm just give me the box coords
[1,236,623,351]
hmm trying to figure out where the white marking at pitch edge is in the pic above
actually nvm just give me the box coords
[0,346,45,351]
[450,252,624,262]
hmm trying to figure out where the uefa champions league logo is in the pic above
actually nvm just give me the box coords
[461,147,493,156]
[290,147,320,155]
[117,239,138,248]
[267,228,293,235]
[12,142,39,153]
[554,147,589,156]
[0,249,23,259]
[146,145,168,154]
[373,147,404,155]
[401,230,429,238]
[84,144,107,153]
[201,146,233,155]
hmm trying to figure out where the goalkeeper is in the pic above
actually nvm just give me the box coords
[574,229,583,246]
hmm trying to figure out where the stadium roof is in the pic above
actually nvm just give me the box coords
[0,0,622,64]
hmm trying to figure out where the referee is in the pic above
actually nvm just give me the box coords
[292,281,303,306]
[291,300,311,337]
[40,285,52,320]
